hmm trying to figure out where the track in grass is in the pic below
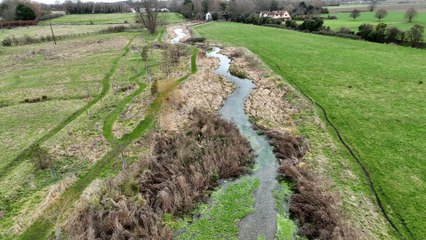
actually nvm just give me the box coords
[0,36,136,181]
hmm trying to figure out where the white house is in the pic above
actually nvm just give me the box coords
[205,12,212,21]
[260,10,292,20]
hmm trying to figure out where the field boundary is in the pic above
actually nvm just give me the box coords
[272,63,412,240]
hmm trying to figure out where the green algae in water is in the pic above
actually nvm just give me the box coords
[177,177,260,240]
[274,181,305,240]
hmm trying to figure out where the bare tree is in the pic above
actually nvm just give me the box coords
[375,9,387,22]
[368,0,378,12]
[135,0,160,34]
[350,9,360,21]
[405,7,417,23]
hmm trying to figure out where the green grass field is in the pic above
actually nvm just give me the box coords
[195,22,426,240]
[0,24,122,41]
[39,12,184,25]
[323,11,426,37]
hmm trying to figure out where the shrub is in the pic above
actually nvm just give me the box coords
[338,27,354,35]
[100,25,128,33]
[385,27,404,43]
[357,24,375,40]
[229,64,247,78]
[298,18,324,32]
[405,24,424,47]
[285,20,298,29]
[2,37,13,46]
[29,144,52,170]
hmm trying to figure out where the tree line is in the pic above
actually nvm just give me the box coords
[63,1,131,14]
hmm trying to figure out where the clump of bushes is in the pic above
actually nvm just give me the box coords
[65,110,254,239]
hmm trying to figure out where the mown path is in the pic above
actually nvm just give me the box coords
[19,37,198,240]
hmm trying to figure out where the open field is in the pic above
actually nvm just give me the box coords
[327,3,426,13]
[39,12,184,25]
[0,24,124,41]
[195,22,426,240]
[323,11,426,36]
[0,16,197,238]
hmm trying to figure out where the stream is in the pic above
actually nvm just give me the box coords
[207,48,279,240]
[171,28,280,239]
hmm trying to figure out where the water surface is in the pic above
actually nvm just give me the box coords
[207,47,279,240]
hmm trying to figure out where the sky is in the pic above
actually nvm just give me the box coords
[0,0,129,5]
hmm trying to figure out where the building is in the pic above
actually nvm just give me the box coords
[259,10,292,20]
[205,12,212,21]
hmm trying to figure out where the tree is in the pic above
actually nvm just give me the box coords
[350,9,360,21]
[368,0,378,12]
[405,7,417,23]
[357,24,374,40]
[15,3,36,20]
[385,27,403,43]
[135,0,160,34]
[375,9,387,22]
[405,24,424,47]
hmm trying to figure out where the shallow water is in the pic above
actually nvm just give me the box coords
[171,28,186,44]
[207,47,279,240]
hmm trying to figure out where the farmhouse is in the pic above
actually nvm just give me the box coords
[260,10,292,20]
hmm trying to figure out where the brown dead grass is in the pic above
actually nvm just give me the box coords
[260,127,359,239]
[64,110,254,239]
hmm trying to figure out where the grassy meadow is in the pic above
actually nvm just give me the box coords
[39,12,184,25]
[195,22,426,239]
[0,12,184,42]
[323,11,426,37]
[0,11,193,238]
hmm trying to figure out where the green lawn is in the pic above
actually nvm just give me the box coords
[195,22,426,240]
[323,11,426,37]
[39,12,184,25]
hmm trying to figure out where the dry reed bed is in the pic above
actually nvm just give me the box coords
[65,111,254,239]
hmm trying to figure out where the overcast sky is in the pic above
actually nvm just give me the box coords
[0,0,128,5]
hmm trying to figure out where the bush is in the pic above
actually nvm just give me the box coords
[385,27,404,43]
[338,27,354,35]
[405,24,424,47]
[357,24,374,40]
[298,18,324,32]
[2,37,13,46]
[285,20,298,29]
[29,144,52,170]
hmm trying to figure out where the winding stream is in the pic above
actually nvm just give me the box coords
[207,48,279,240]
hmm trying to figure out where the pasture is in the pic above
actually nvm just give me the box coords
[39,12,184,25]
[323,11,426,37]
[0,12,192,238]
[195,22,426,240]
